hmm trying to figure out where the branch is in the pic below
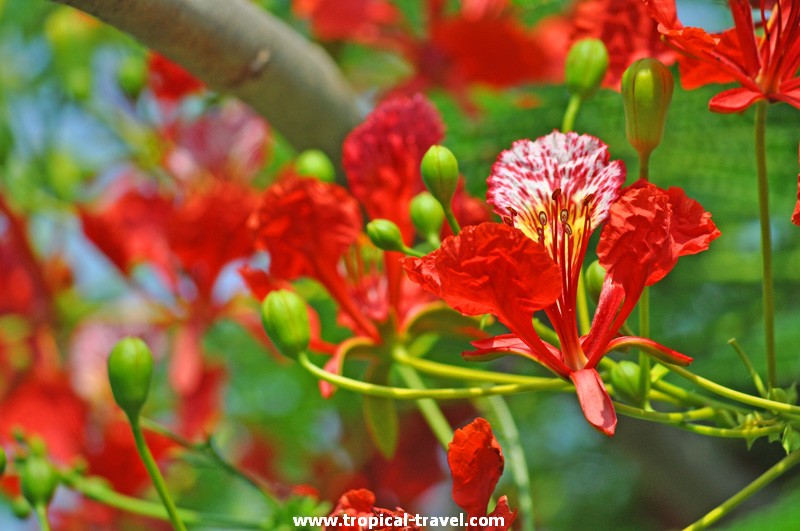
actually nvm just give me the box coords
[51,0,362,168]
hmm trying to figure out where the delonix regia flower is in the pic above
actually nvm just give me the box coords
[402,131,720,435]
[645,0,800,112]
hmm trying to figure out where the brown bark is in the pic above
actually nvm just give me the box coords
[52,0,362,168]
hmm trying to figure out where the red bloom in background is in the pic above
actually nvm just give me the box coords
[293,0,399,42]
[147,53,204,102]
[645,0,800,112]
[570,0,676,89]
[328,418,515,530]
[247,95,487,395]
[403,131,720,435]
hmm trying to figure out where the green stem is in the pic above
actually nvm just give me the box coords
[393,362,453,449]
[67,475,264,529]
[130,417,187,531]
[728,338,768,398]
[562,94,582,132]
[638,152,650,181]
[476,396,535,531]
[682,450,800,530]
[638,286,651,409]
[34,504,51,531]
[393,348,570,389]
[300,351,567,399]
[139,418,279,510]
[444,206,461,236]
[665,365,800,417]
[754,100,776,389]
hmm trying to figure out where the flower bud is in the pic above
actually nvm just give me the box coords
[610,361,642,405]
[366,219,406,252]
[621,58,674,161]
[107,337,154,420]
[295,149,335,183]
[410,192,445,240]
[565,38,609,100]
[585,260,606,304]
[261,290,310,360]
[20,456,58,509]
[421,145,459,208]
[11,497,31,519]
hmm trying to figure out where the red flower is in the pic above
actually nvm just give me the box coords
[403,131,720,435]
[292,0,399,43]
[645,0,800,112]
[570,0,676,89]
[147,53,203,102]
[248,96,486,397]
[326,488,421,530]
[328,418,515,530]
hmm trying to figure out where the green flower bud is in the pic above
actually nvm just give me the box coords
[565,38,609,100]
[610,361,642,405]
[11,497,31,519]
[366,219,406,252]
[118,54,147,98]
[107,337,154,420]
[621,58,674,162]
[421,145,459,208]
[20,457,58,508]
[295,149,335,183]
[585,260,607,304]
[261,290,310,361]
[410,192,445,241]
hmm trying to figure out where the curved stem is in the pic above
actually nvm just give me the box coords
[665,365,800,417]
[476,396,536,531]
[443,205,461,236]
[130,417,187,531]
[67,474,264,529]
[393,362,453,449]
[638,287,651,409]
[754,100,776,389]
[682,450,800,530]
[299,351,566,399]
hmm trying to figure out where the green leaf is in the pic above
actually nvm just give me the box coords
[782,427,800,455]
[362,363,399,459]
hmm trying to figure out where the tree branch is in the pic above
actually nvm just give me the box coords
[51,0,362,168]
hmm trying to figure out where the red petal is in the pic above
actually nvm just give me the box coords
[343,94,444,244]
[147,53,203,101]
[605,336,693,366]
[293,0,398,43]
[448,418,504,518]
[401,223,563,369]
[170,324,204,396]
[793,172,800,226]
[570,368,616,436]
[178,365,226,438]
[708,87,763,113]
[487,495,518,531]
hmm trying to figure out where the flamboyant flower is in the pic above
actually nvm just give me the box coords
[327,417,515,531]
[403,131,720,435]
[645,0,800,112]
[247,95,488,399]
[292,0,399,43]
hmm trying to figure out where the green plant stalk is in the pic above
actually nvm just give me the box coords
[300,351,567,399]
[728,338,768,398]
[66,474,264,529]
[443,205,461,236]
[139,418,279,510]
[393,348,570,388]
[393,361,453,449]
[130,417,187,531]
[477,396,535,531]
[576,270,591,335]
[638,287,652,409]
[34,504,51,531]
[682,449,800,530]
[562,94,582,132]
[665,364,800,417]
[754,100,777,389]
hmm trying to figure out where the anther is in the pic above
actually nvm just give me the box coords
[563,222,572,236]
[560,209,568,222]
[538,212,547,225]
